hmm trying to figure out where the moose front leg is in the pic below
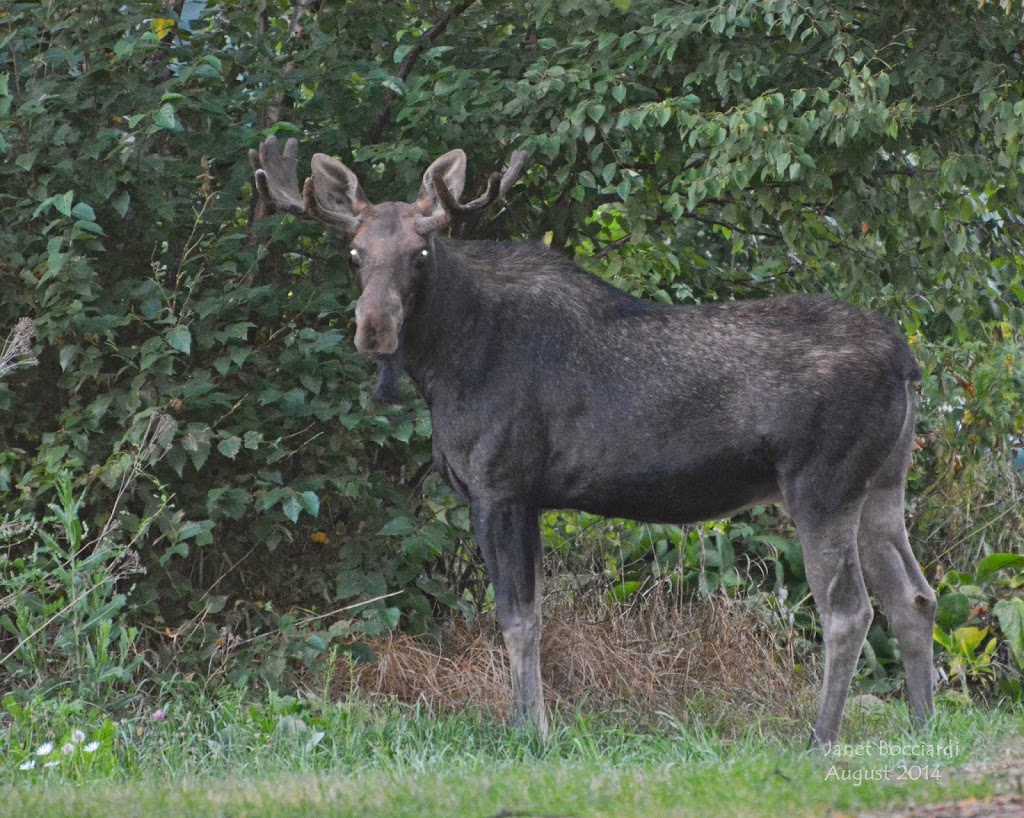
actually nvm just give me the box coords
[471,499,548,739]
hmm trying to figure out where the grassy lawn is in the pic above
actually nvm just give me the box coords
[3,690,1022,817]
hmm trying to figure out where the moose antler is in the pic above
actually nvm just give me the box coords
[248,135,312,218]
[432,150,529,217]
[498,150,529,199]
[249,135,366,233]
[251,138,526,236]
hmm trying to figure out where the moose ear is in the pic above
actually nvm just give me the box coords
[309,153,370,232]
[414,149,467,215]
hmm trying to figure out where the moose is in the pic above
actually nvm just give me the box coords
[249,135,936,745]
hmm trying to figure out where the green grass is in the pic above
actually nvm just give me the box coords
[2,688,1023,817]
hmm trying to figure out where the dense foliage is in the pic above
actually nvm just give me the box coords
[1,0,1022,695]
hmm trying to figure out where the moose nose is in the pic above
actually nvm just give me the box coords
[354,294,402,356]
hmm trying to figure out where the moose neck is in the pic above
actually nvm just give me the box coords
[395,235,654,409]
[398,236,494,406]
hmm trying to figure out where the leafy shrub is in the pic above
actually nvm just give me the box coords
[933,553,1024,701]
[910,335,1024,568]
[0,0,1021,699]
[0,1,471,685]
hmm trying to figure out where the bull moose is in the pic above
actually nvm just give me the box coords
[249,135,936,745]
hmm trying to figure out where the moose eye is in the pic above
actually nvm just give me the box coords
[415,248,430,266]
[349,248,361,267]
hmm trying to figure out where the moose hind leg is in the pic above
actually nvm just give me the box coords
[471,500,548,738]
[858,485,936,728]
[792,507,874,747]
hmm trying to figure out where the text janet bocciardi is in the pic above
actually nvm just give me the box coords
[823,740,961,760]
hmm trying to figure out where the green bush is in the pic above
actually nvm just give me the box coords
[0,0,1021,696]
[932,553,1024,700]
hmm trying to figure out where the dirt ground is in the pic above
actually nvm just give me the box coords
[872,758,1024,818]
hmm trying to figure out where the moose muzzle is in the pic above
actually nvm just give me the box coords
[354,285,403,356]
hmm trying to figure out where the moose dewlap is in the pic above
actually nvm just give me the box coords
[251,135,937,745]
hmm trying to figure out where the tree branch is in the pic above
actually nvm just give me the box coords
[366,0,477,145]
[593,235,632,258]
[683,213,783,241]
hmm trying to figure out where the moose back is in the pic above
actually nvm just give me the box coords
[250,136,936,744]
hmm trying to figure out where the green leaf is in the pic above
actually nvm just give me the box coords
[80,595,127,633]
[936,592,972,630]
[377,516,415,537]
[153,102,178,130]
[606,580,642,604]
[15,151,36,171]
[202,594,228,614]
[392,422,413,443]
[111,191,131,217]
[282,496,302,523]
[952,625,989,654]
[933,626,953,652]
[207,487,251,520]
[335,570,364,599]
[299,491,320,517]
[876,72,890,99]
[181,424,212,472]
[976,553,1024,584]
[165,326,192,355]
[994,598,1024,669]
[58,345,78,372]
[54,190,74,217]
[217,436,242,459]
[774,151,792,176]
[113,38,134,58]
[45,247,69,280]
[74,219,104,235]
[948,229,967,255]
[71,202,95,221]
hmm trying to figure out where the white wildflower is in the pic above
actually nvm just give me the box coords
[35,742,54,756]
[19,760,36,771]
[61,743,75,755]
[71,730,86,743]
[83,741,100,753]
[43,761,60,768]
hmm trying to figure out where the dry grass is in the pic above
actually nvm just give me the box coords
[332,590,818,732]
